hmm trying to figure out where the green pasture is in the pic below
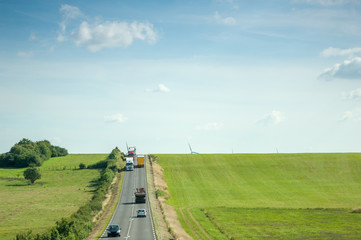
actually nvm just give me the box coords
[156,153,361,239]
[0,154,107,240]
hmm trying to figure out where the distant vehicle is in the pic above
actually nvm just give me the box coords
[107,224,121,237]
[128,146,136,158]
[135,188,146,203]
[137,155,145,168]
[126,157,134,171]
[137,209,147,217]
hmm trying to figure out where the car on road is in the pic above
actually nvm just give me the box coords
[137,209,147,217]
[107,224,121,237]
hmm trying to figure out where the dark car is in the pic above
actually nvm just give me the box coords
[107,224,121,237]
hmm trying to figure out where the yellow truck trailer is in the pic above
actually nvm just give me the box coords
[137,155,144,167]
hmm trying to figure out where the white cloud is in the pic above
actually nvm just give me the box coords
[104,113,126,123]
[158,84,170,93]
[71,21,157,52]
[339,108,361,122]
[57,4,83,43]
[342,88,361,101]
[60,4,83,21]
[146,84,170,93]
[257,110,285,126]
[321,47,361,57]
[214,11,236,25]
[17,51,33,58]
[319,57,361,80]
[57,5,158,52]
[196,122,224,131]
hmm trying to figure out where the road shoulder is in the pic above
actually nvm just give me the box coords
[146,155,192,240]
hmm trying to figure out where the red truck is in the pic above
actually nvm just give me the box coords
[135,188,146,203]
[128,146,136,158]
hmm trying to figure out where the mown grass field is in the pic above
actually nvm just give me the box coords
[0,154,107,240]
[157,153,361,239]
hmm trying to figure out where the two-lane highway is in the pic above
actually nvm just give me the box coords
[99,158,156,240]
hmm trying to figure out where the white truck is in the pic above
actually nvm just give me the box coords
[125,157,134,171]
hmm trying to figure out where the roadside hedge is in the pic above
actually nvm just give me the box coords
[15,147,123,240]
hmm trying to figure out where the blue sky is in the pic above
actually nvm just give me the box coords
[1,0,361,154]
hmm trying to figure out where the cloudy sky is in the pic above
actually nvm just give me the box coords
[1,0,361,154]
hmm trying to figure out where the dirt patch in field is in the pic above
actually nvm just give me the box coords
[352,207,361,213]
[148,155,192,240]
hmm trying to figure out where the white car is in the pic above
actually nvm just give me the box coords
[137,209,147,217]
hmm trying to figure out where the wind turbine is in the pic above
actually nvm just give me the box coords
[188,142,199,154]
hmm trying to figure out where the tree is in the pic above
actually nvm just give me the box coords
[51,145,68,157]
[1,138,68,168]
[79,163,86,169]
[17,138,33,145]
[37,140,52,160]
[23,167,41,184]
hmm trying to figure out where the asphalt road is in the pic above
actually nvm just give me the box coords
[99,159,156,240]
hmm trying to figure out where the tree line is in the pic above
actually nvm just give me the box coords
[0,138,68,168]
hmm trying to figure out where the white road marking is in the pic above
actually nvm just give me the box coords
[124,170,136,239]
[124,217,134,240]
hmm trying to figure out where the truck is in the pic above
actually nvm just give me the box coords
[128,146,136,158]
[137,155,145,168]
[135,188,146,203]
[125,157,134,171]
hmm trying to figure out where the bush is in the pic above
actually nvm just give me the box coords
[155,189,166,199]
[23,167,41,184]
[87,160,108,169]
[79,163,86,169]
[15,230,34,240]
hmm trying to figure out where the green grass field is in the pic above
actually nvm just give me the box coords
[0,154,107,240]
[156,153,361,239]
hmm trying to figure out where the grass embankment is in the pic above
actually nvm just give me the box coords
[157,153,361,239]
[0,154,107,240]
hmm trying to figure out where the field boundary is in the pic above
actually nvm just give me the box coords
[186,208,213,240]
[178,207,201,239]
[201,209,230,239]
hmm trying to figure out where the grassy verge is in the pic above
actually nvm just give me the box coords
[156,153,361,239]
[0,154,106,240]
[146,155,174,240]
[87,161,125,240]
